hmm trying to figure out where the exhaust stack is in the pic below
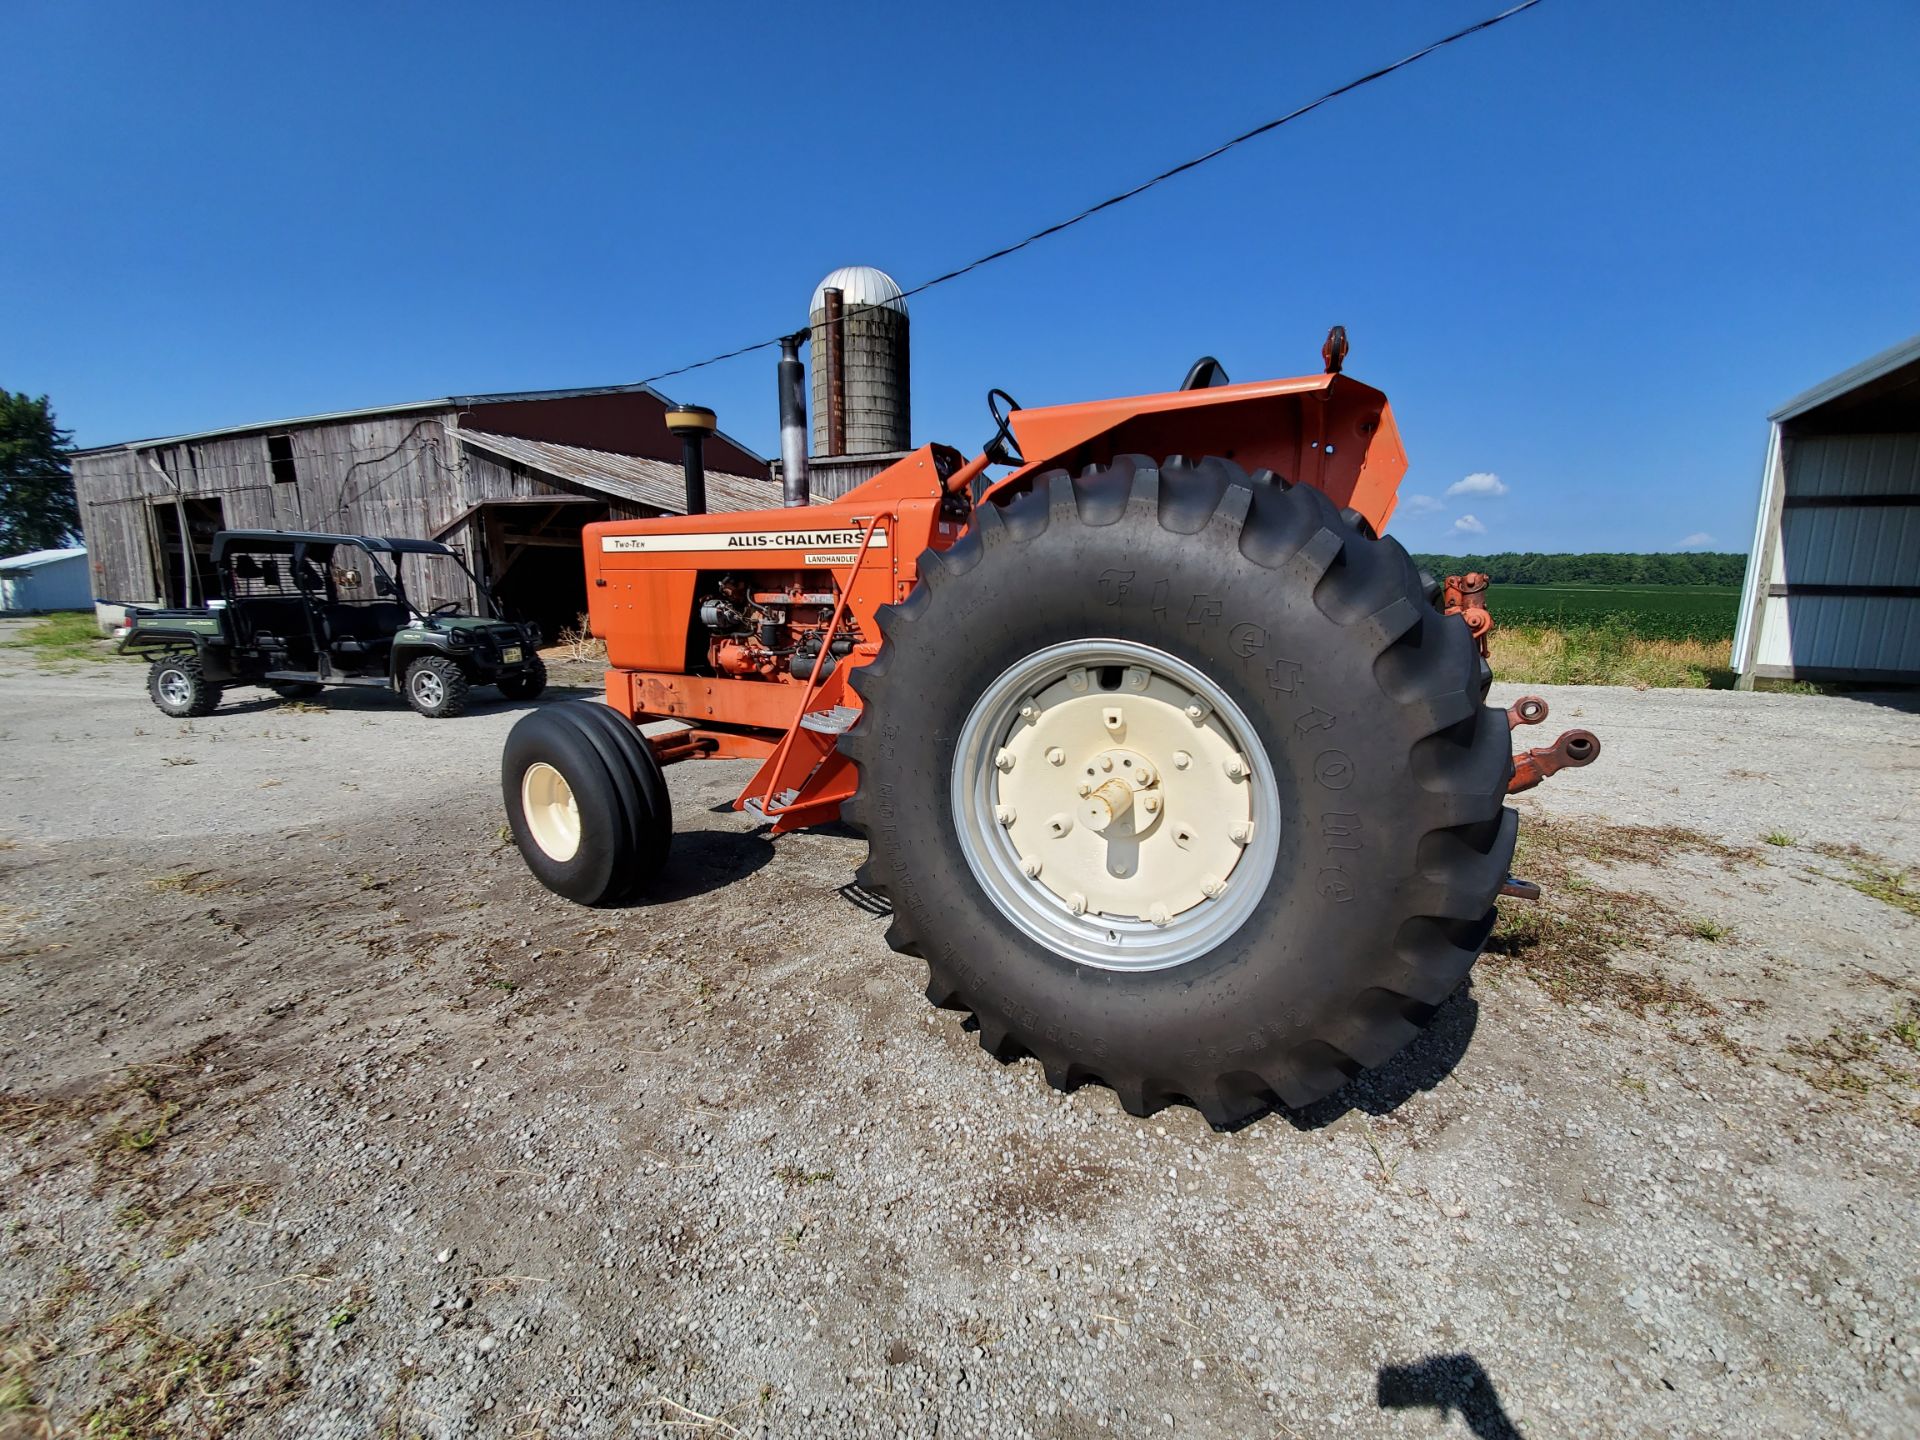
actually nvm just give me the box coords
[663,404,717,516]
[778,333,810,508]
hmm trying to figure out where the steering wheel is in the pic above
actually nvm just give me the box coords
[984,388,1025,467]
[430,601,462,617]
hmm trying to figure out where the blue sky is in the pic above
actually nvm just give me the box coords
[5,0,1915,554]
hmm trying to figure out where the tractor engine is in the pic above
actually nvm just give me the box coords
[695,572,857,682]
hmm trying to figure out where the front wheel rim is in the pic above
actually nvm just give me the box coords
[950,638,1282,973]
[520,761,582,861]
[158,668,192,707]
[412,670,445,707]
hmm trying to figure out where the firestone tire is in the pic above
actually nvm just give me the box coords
[497,654,548,701]
[148,654,223,718]
[840,457,1516,1125]
[403,655,471,718]
[501,701,671,906]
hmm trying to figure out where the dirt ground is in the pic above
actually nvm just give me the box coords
[2,626,1918,1438]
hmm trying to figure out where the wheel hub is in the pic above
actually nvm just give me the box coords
[158,669,190,706]
[413,671,444,706]
[521,761,581,861]
[953,640,1280,972]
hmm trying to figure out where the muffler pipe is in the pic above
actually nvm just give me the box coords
[663,404,717,516]
[778,333,810,508]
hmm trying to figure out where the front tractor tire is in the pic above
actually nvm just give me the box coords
[403,655,471,718]
[840,457,1516,1124]
[502,702,672,906]
[497,654,548,701]
[147,655,223,718]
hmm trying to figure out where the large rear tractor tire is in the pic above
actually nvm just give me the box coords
[840,457,1516,1124]
[502,701,672,905]
[148,655,223,718]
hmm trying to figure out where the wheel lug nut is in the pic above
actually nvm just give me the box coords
[1201,878,1225,899]
[1046,747,1065,766]
[1077,782,1092,797]
[1148,903,1171,928]
[1173,751,1191,770]
[1142,795,1160,815]
[1019,702,1039,722]
[1068,892,1087,915]
[1099,756,1114,772]
[995,805,1016,827]
[1184,703,1204,721]
[1229,821,1252,845]
[995,749,1016,772]
[1223,754,1248,780]
[1021,856,1043,879]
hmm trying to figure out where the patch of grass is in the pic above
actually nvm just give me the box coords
[1687,917,1731,942]
[0,611,124,666]
[1783,1001,1920,1110]
[1489,621,1731,689]
[1764,831,1794,847]
[772,1165,834,1188]
[1487,820,1751,1016]
[82,1303,304,1439]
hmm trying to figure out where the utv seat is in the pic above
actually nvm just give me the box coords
[326,601,409,656]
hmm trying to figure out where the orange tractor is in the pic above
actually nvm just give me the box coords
[501,334,1596,1123]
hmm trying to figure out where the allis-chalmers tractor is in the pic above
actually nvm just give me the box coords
[501,335,1597,1124]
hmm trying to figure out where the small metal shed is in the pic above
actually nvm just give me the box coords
[1733,335,1920,686]
[0,547,91,614]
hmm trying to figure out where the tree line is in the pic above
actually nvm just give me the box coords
[1408,551,1748,586]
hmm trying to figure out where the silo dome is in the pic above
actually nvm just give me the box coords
[810,265,911,456]
[810,265,908,317]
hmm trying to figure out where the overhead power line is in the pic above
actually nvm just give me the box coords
[637,0,1547,386]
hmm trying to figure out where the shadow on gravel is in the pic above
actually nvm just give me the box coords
[641,826,775,903]
[1281,984,1480,1132]
[1378,1352,1527,1438]
[203,689,590,720]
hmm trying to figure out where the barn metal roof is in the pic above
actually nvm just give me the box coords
[454,430,778,515]
[0,546,86,572]
[1771,333,1920,423]
[68,381,769,464]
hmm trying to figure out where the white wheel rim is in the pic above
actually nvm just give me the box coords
[413,670,444,706]
[158,669,191,707]
[951,639,1281,972]
[521,761,582,862]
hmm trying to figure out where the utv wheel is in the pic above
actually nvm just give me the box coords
[269,682,323,701]
[502,702,672,905]
[404,655,471,718]
[148,655,223,718]
[841,457,1516,1124]
[497,654,548,701]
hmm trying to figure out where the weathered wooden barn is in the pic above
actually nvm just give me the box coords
[70,384,773,636]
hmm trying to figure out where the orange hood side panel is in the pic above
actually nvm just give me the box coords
[990,373,1408,537]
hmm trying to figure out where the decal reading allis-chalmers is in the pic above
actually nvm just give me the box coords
[600,527,888,554]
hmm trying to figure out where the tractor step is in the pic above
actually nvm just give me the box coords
[741,788,801,821]
[799,705,859,735]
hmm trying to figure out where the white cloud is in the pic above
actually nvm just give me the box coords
[1446,471,1509,498]
[1402,494,1444,513]
[1452,514,1487,536]
[1678,532,1714,549]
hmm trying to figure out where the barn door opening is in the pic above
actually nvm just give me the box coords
[477,500,608,641]
[151,497,226,606]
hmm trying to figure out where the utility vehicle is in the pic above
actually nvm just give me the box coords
[119,530,546,719]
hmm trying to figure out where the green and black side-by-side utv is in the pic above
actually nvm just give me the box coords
[117,530,547,719]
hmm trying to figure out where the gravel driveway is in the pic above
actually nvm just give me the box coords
[2,633,1917,1438]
